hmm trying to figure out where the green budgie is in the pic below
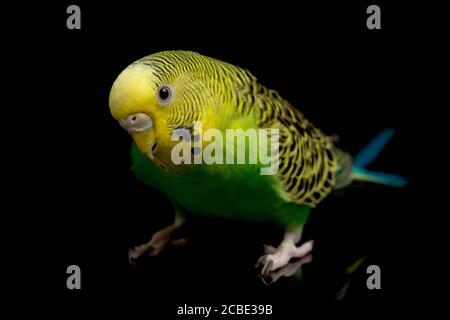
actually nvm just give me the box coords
[109,51,407,278]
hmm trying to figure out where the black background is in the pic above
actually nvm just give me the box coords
[11,1,439,317]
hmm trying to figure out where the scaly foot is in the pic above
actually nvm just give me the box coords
[128,215,186,264]
[255,226,313,277]
[259,254,312,285]
[256,240,314,276]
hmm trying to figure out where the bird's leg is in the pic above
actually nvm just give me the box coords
[128,213,186,264]
[256,226,314,276]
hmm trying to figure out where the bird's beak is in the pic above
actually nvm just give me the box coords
[119,113,157,160]
[119,113,153,133]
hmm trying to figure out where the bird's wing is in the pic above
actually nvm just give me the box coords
[233,69,339,206]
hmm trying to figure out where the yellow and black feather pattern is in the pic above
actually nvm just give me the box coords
[230,67,341,206]
[136,52,238,131]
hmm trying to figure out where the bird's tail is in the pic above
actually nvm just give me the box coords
[351,129,409,188]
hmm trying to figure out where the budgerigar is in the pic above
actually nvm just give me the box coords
[109,51,407,280]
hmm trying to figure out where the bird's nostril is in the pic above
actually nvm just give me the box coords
[152,142,157,152]
[124,113,153,132]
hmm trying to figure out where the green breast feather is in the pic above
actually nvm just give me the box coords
[130,143,311,228]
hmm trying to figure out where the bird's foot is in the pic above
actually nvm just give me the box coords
[259,254,312,286]
[128,216,186,264]
[255,240,314,277]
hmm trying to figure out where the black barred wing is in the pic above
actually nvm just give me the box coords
[234,69,340,206]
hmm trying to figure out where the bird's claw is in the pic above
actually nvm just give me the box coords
[255,240,314,284]
[258,254,313,286]
[128,230,187,265]
[255,254,275,276]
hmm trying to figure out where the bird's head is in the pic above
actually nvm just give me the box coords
[109,51,224,170]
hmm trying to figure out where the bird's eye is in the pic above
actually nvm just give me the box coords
[158,85,172,104]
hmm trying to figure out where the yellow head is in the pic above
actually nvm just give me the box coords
[109,51,229,170]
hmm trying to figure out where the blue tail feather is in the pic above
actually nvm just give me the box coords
[353,128,395,168]
[351,129,409,188]
[352,167,409,188]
